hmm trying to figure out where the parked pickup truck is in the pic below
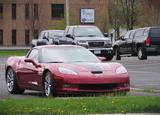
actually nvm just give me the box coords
[113,27,160,60]
[57,25,113,61]
[31,30,64,47]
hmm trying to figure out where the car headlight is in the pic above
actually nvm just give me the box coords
[58,67,78,75]
[116,66,127,74]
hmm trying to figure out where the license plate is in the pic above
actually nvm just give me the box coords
[94,50,101,54]
[107,50,111,53]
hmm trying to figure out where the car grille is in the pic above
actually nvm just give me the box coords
[88,42,104,47]
[79,83,118,90]
[91,71,103,74]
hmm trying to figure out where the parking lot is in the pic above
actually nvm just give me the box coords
[0,56,160,98]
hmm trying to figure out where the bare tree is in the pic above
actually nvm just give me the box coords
[141,0,160,26]
[24,0,44,39]
[109,0,124,39]
[120,0,137,30]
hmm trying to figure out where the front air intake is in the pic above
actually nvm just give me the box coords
[91,71,103,74]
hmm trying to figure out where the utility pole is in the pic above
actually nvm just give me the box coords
[66,0,69,26]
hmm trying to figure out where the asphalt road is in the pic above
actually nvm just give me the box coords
[0,56,160,98]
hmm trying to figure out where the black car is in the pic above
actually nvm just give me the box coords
[58,25,113,61]
[113,27,160,60]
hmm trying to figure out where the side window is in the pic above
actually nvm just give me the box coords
[130,31,135,39]
[44,32,49,39]
[64,27,69,35]
[135,29,144,37]
[143,29,148,36]
[124,31,130,39]
[28,49,39,62]
[39,32,44,39]
[67,28,73,35]
[48,32,52,38]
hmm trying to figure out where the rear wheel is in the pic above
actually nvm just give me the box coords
[43,71,55,97]
[137,47,147,60]
[6,68,24,94]
[115,48,121,60]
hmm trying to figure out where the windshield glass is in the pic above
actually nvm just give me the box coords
[49,31,64,38]
[150,28,160,37]
[74,27,104,37]
[41,47,100,63]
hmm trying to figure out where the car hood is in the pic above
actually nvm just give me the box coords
[75,37,110,41]
[48,62,120,73]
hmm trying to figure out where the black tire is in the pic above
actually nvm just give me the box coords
[105,55,113,61]
[115,48,121,60]
[43,71,55,97]
[6,68,24,94]
[31,45,35,48]
[137,47,147,60]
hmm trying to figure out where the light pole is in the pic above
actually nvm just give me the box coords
[66,0,69,26]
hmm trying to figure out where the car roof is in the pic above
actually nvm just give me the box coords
[41,30,64,33]
[134,27,160,31]
[67,25,97,28]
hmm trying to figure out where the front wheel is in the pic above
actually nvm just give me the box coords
[105,55,113,61]
[43,71,55,97]
[115,48,121,60]
[137,47,147,60]
[6,68,24,94]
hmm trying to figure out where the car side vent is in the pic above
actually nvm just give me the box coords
[91,71,103,74]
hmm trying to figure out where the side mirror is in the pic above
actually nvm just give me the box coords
[24,58,41,68]
[66,34,73,38]
[98,56,106,62]
[104,33,108,37]
[119,36,125,40]
[43,36,49,41]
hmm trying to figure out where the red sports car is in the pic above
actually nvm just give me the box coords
[5,45,130,97]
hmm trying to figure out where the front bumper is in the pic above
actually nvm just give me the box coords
[146,45,160,55]
[54,74,130,94]
[89,48,113,56]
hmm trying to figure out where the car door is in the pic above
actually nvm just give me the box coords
[119,31,131,54]
[17,49,41,90]
[126,30,135,53]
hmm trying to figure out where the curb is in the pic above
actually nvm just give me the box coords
[88,113,160,115]
[0,46,30,50]
[131,87,160,93]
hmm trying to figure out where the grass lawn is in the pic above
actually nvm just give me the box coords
[0,96,160,115]
[0,50,28,57]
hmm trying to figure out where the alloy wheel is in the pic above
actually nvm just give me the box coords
[6,68,14,92]
[138,48,142,59]
[44,72,52,97]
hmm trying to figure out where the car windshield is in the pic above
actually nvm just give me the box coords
[74,27,104,37]
[49,31,64,38]
[41,47,100,63]
[150,28,160,37]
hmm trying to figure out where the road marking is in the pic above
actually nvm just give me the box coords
[131,87,160,93]
[128,70,160,74]
[125,63,160,66]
